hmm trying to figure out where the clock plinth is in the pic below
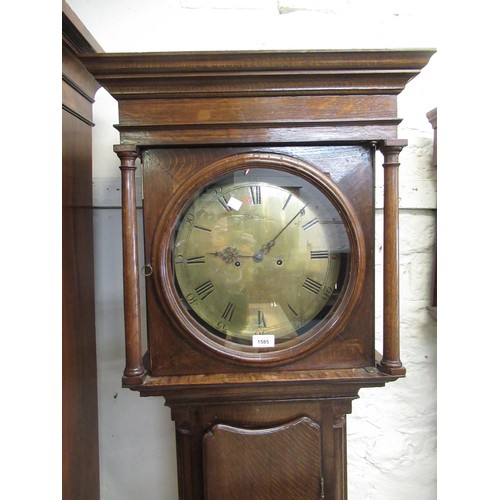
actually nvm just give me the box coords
[81,49,435,499]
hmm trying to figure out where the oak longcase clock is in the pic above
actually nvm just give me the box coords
[81,49,435,500]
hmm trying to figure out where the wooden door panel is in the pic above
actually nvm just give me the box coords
[203,417,322,500]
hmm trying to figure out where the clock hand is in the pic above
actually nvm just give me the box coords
[256,204,307,258]
[209,204,307,263]
[208,247,255,263]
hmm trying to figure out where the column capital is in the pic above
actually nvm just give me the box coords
[379,140,408,167]
[113,144,140,165]
[379,139,408,149]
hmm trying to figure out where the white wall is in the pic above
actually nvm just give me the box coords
[67,1,438,499]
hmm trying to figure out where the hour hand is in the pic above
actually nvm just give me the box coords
[208,247,254,263]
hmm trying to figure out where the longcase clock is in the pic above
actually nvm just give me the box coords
[81,49,435,499]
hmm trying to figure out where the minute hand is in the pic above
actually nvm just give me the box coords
[259,204,308,255]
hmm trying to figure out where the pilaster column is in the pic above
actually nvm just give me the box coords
[114,144,147,386]
[378,140,407,376]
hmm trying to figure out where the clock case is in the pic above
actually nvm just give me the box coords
[80,50,435,500]
[79,50,435,393]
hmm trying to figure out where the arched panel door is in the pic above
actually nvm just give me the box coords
[203,417,323,500]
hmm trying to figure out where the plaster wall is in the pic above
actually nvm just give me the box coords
[67,1,438,498]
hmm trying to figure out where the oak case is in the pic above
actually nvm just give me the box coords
[80,49,435,499]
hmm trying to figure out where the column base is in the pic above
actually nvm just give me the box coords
[122,369,148,387]
[377,360,406,377]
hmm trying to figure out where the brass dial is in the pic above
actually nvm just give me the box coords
[172,168,349,348]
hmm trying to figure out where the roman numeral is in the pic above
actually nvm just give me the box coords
[302,277,322,294]
[186,256,206,264]
[221,302,235,322]
[310,250,329,259]
[218,196,232,212]
[194,280,215,300]
[287,304,298,316]
[282,193,292,211]
[250,186,261,204]
[302,218,319,230]
[257,310,267,328]
[194,225,211,233]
